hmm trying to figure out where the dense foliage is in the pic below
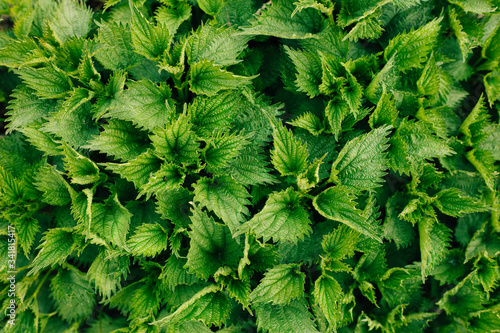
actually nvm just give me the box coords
[0,0,499,331]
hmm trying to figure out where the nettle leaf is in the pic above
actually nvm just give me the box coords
[419,217,452,279]
[34,165,72,206]
[186,23,250,66]
[449,0,496,14]
[250,263,305,305]
[337,0,390,27]
[313,186,382,242]
[271,121,309,176]
[16,64,72,99]
[313,273,344,327]
[130,2,170,60]
[156,285,232,327]
[384,17,443,71]
[15,216,40,256]
[224,146,278,186]
[288,112,324,136]
[284,46,322,97]
[29,228,75,276]
[48,0,92,44]
[193,176,250,234]
[138,162,185,200]
[41,102,99,149]
[186,208,243,280]
[107,80,176,132]
[50,265,96,322]
[151,115,199,164]
[247,187,312,243]
[204,131,248,170]
[0,38,46,68]
[84,119,150,162]
[87,251,129,299]
[241,0,325,39]
[91,194,132,248]
[254,298,319,333]
[188,60,255,96]
[330,125,391,193]
[105,149,163,189]
[5,87,57,134]
[187,92,243,137]
[322,224,360,261]
[437,273,484,316]
[156,187,193,228]
[155,0,192,35]
[369,87,398,129]
[459,94,492,146]
[127,223,169,257]
[94,21,141,71]
[61,143,100,185]
[161,255,199,290]
[197,0,225,16]
[433,188,489,217]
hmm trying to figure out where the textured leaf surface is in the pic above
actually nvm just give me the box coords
[247,187,312,243]
[254,298,319,333]
[127,223,169,257]
[29,228,74,276]
[271,122,309,176]
[314,186,382,241]
[91,195,132,248]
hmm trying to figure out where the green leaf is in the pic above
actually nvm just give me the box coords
[14,215,40,256]
[186,208,243,280]
[223,146,278,186]
[50,265,96,322]
[434,188,489,217]
[106,79,175,132]
[34,165,71,206]
[479,124,500,160]
[288,112,324,136]
[368,87,398,129]
[343,14,384,42]
[250,263,305,305]
[48,0,92,44]
[156,285,232,327]
[313,273,344,327]
[129,281,161,321]
[0,38,46,68]
[84,119,150,162]
[105,149,163,189]
[127,223,169,257]
[94,21,141,71]
[91,194,132,248]
[61,143,100,185]
[193,176,251,234]
[284,46,322,97]
[188,60,255,96]
[87,251,130,299]
[459,94,492,146]
[241,0,325,39]
[130,2,171,60]
[437,273,484,316]
[155,0,192,35]
[474,254,500,296]
[29,228,75,276]
[337,0,390,27]
[418,217,452,279]
[331,125,391,192]
[186,23,250,66]
[5,87,57,134]
[187,92,244,138]
[449,0,496,14]
[156,187,193,228]
[247,187,312,243]
[271,121,309,176]
[138,162,185,200]
[16,64,72,99]
[41,102,99,149]
[254,298,320,333]
[160,255,200,290]
[197,0,225,16]
[384,17,443,71]
[150,115,199,165]
[466,148,496,191]
[313,186,382,242]
[322,224,360,261]
[204,131,248,170]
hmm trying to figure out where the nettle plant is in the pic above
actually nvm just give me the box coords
[0,0,499,331]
